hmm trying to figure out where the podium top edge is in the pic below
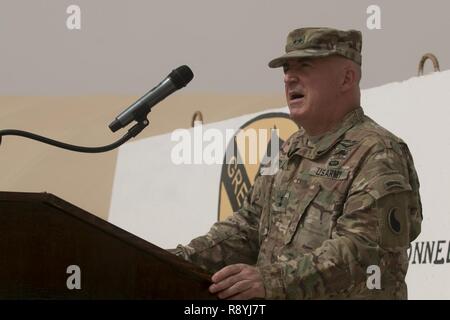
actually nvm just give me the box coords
[0,191,212,283]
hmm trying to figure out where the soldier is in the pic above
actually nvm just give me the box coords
[170,27,422,299]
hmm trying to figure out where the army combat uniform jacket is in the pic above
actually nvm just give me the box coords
[173,107,422,299]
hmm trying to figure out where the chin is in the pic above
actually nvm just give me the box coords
[288,104,309,124]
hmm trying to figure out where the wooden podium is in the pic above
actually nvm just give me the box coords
[0,191,215,299]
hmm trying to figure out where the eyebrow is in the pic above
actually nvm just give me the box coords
[286,58,314,65]
[284,58,314,68]
[296,58,314,64]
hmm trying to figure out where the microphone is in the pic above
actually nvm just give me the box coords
[109,65,194,132]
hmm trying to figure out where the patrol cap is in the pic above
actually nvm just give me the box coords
[268,27,362,68]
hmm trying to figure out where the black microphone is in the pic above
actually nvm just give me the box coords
[109,65,194,132]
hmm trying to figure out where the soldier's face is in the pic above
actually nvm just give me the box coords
[283,57,341,128]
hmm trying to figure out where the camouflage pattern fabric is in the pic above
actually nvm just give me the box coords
[268,27,362,68]
[171,107,422,299]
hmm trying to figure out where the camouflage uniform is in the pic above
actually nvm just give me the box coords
[171,28,423,299]
[268,27,363,68]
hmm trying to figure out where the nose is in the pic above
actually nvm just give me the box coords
[284,70,299,85]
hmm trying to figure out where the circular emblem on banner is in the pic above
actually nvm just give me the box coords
[217,112,298,222]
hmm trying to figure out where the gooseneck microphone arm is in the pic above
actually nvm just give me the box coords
[0,119,148,153]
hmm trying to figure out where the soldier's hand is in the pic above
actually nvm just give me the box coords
[209,264,266,300]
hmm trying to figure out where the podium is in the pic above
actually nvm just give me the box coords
[0,191,215,299]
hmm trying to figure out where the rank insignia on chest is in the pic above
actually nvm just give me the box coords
[331,139,358,160]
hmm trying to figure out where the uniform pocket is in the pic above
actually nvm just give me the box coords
[297,203,335,249]
[284,183,321,245]
[271,189,290,214]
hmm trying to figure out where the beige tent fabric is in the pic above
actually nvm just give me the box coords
[0,94,285,220]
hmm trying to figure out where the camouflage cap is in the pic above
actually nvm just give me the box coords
[268,27,362,68]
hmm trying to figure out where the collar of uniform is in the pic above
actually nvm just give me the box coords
[287,107,364,160]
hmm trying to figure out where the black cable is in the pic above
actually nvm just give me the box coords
[0,120,148,153]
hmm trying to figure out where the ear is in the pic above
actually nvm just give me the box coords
[340,65,357,92]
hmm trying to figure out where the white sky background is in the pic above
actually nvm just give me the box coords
[0,0,448,95]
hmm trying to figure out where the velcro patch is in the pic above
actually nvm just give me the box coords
[309,167,349,180]
[384,180,405,191]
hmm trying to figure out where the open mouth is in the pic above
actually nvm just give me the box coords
[289,92,305,103]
